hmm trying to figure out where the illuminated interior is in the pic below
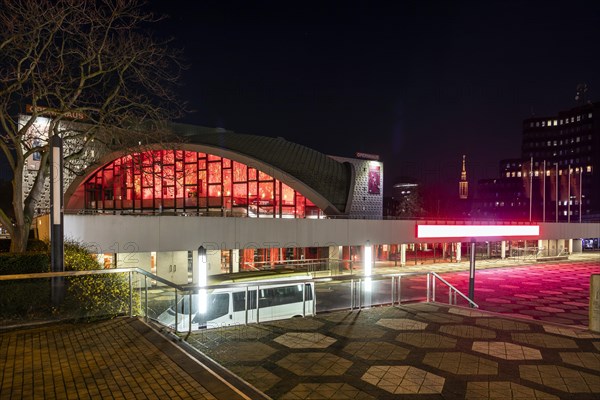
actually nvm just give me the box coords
[83,149,324,218]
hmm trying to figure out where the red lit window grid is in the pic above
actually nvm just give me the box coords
[83,150,323,218]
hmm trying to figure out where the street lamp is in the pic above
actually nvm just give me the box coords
[197,245,207,314]
[50,134,64,305]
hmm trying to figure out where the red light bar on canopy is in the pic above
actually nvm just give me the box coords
[416,224,540,239]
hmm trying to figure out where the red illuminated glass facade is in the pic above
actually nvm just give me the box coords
[83,150,324,218]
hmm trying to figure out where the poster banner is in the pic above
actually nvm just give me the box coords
[368,165,381,195]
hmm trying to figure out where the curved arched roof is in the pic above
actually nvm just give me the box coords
[172,123,353,214]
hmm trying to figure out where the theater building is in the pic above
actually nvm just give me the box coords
[24,117,597,285]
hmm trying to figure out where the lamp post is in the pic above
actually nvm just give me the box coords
[468,238,476,307]
[197,245,207,314]
[50,134,64,306]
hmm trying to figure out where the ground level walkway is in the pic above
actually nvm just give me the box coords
[0,318,263,400]
[189,303,600,399]
[1,254,599,399]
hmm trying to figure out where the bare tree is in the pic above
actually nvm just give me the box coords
[0,0,185,252]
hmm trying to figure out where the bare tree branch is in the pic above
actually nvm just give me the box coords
[0,0,187,252]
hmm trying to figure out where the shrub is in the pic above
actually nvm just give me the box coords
[0,252,51,318]
[63,241,140,320]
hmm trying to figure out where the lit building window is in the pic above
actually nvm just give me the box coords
[80,149,323,218]
[589,113,593,118]
[587,166,592,172]
[571,117,575,122]
[553,120,557,126]
[577,115,581,122]
[506,172,510,177]
[517,171,522,177]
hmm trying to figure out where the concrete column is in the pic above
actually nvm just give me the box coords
[400,244,407,266]
[501,241,506,259]
[486,242,491,258]
[568,239,573,254]
[232,249,240,273]
[328,246,341,274]
[442,243,447,259]
[538,239,544,256]
[192,250,199,285]
[455,242,462,262]
[572,239,583,253]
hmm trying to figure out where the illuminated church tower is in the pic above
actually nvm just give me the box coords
[459,155,469,200]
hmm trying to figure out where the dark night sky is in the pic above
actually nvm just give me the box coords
[150,1,600,195]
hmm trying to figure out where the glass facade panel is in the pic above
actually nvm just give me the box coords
[80,149,324,218]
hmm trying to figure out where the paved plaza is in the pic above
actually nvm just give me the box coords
[188,302,600,399]
[0,254,599,399]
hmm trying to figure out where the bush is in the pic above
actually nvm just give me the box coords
[0,252,51,318]
[0,239,48,253]
[62,241,140,320]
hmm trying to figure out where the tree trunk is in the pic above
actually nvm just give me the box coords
[9,223,30,253]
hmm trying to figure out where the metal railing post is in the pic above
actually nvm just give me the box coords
[391,276,395,306]
[358,279,362,310]
[189,292,193,334]
[449,287,453,305]
[144,275,148,320]
[302,283,306,317]
[426,273,430,302]
[174,290,178,332]
[245,286,248,325]
[128,271,133,317]
[350,279,354,309]
[398,275,402,305]
[432,275,436,302]
[256,285,260,323]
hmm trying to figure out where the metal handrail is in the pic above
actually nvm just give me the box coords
[430,272,479,308]
[1,268,477,333]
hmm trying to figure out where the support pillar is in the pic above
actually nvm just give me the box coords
[568,239,573,254]
[455,242,462,262]
[400,244,407,267]
[232,249,240,273]
[501,241,506,259]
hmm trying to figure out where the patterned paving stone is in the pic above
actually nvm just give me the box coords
[395,332,457,348]
[361,366,445,394]
[439,325,497,339]
[560,352,600,371]
[448,308,493,317]
[511,333,578,349]
[465,381,559,399]
[274,332,336,348]
[280,383,375,399]
[376,318,428,330]
[277,353,352,376]
[542,325,600,339]
[402,303,439,312]
[520,365,600,393]
[191,324,271,342]
[475,318,531,331]
[414,312,464,323]
[594,342,600,352]
[423,352,498,375]
[342,341,410,360]
[228,365,281,392]
[212,341,277,362]
[266,318,325,331]
[471,341,542,360]
[328,324,386,339]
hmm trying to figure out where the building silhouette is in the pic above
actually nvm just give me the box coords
[473,101,599,221]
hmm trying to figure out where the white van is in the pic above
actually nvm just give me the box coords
[157,282,315,332]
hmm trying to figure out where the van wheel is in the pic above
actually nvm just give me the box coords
[292,315,303,318]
